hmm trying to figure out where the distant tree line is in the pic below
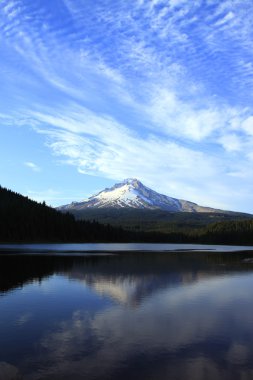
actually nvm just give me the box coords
[197,219,253,245]
[0,185,253,245]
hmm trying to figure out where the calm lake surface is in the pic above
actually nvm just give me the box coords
[1,247,253,379]
[1,242,253,253]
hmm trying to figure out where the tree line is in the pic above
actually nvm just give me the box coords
[0,185,253,245]
[0,186,127,242]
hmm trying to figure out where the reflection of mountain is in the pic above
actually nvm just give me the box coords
[2,253,253,380]
[64,253,253,306]
[70,268,247,306]
[18,254,253,380]
[1,252,253,304]
[78,274,180,306]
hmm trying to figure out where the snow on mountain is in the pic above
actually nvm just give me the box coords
[59,178,222,213]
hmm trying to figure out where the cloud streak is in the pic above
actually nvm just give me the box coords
[24,162,41,172]
[1,0,253,211]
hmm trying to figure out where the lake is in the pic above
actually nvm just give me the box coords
[1,242,253,254]
[1,246,253,379]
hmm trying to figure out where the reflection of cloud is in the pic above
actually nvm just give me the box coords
[23,272,253,380]
[161,357,222,380]
[16,312,33,326]
[227,343,249,365]
[40,310,91,359]
[0,362,21,380]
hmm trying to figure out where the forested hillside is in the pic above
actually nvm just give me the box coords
[70,208,252,233]
[199,219,253,245]
[69,208,253,245]
[0,186,128,242]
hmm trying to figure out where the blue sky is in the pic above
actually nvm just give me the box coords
[1,0,253,212]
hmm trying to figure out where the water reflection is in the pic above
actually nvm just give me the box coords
[1,252,253,379]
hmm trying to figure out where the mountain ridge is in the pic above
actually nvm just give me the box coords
[58,178,228,213]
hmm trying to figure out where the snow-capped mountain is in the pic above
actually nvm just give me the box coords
[59,178,222,213]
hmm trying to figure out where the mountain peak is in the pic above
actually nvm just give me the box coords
[58,178,223,213]
[120,178,143,189]
[122,178,141,185]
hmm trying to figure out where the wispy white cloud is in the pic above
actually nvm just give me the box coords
[24,162,41,172]
[218,134,243,152]
[19,104,251,210]
[142,87,239,141]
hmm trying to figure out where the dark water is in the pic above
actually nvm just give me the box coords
[1,251,253,380]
